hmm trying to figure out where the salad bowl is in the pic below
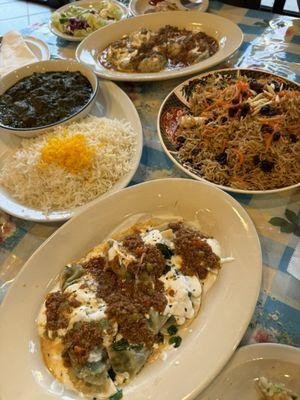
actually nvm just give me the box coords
[49,0,129,42]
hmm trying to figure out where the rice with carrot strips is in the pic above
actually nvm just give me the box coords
[164,70,300,191]
[0,116,137,212]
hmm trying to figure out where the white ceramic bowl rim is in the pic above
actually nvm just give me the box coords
[128,0,209,15]
[0,59,99,132]
[235,343,300,362]
[157,67,300,195]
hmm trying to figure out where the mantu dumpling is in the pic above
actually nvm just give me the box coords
[38,219,226,400]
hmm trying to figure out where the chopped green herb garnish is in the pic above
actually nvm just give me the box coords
[169,336,182,348]
[108,367,116,381]
[125,271,134,281]
[163,264,171,274]
[131,344,143,351]
[156,243,174,259]
[109,389,123,400]
[112,338,129,352]
[157,332,164,343]
[167,324,178,336]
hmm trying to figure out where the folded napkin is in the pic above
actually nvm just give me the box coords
[0,30,39,77]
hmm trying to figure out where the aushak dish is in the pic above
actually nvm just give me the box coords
[38,219,232,399]
[99,25,218,73]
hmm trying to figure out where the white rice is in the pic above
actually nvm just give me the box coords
[0,116,137,212]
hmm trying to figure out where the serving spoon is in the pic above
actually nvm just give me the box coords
[180,0,203,9]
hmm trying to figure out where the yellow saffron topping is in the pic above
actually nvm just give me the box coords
[40,133,95,174]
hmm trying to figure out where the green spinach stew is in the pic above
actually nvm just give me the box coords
[0,71,93,129]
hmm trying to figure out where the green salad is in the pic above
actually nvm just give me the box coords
[51,1,124,37]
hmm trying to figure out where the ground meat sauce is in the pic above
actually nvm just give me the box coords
[83,252,167,347]
[122,232,144,254]
[0,71,93,129]
[62,321,104,368]
[169,222,220,278]
[45,291,80,333]
[99,25,219,73]
[46,223,220,354]
[127,245,166,278]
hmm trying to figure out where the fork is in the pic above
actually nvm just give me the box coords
[180,0,203,9]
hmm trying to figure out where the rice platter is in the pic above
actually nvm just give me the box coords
[0,116,137,212]
[159,69,300,191]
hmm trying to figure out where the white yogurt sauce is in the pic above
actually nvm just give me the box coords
[141,229,174,249]
[160,267,202,325]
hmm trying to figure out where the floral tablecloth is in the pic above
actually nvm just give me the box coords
[0,1,300,348]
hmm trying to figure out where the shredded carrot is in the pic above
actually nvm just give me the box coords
[232,148,244,166]
[278,89,300,97]
[236,80,249,92]
[203,99,224,112]
[265,131,276,151]
[286,124,299,129]
[258,116,282,123]
[202,126,216,133]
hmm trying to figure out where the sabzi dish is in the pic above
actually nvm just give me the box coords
[0,71,93,129]
[160,70,300,191]
[99,25,218,73]
[38,220,228,399]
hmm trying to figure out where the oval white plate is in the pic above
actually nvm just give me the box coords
[0,80,143,222]
[129,0,209,16]
[157,68,300,195]
[76,11,243,81]
[23,34,50,61]
[0,178,262,400]
[198,344,300,399]
[49,0,129,42]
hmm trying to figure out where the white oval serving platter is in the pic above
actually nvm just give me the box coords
[0,178,262,400]
[76,11,243,81]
